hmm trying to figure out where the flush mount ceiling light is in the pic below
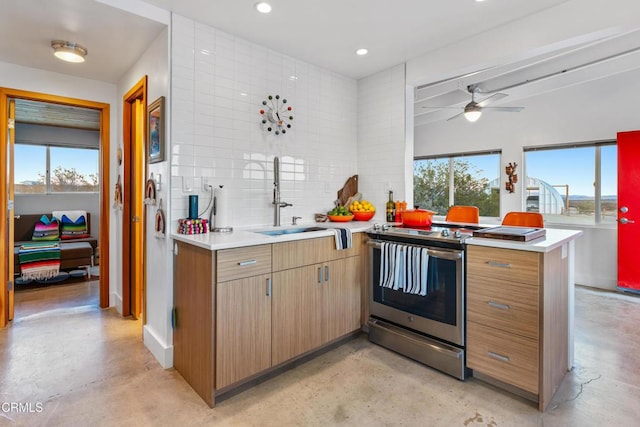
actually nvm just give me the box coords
[355,48,368,56]
[51,40,87,63]
[255,2,272,13]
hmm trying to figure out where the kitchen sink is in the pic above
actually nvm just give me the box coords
[254,226,326,236]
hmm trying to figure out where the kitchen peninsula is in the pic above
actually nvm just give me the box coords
[172,223,581,411]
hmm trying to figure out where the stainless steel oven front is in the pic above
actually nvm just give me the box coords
[367,236,467,379]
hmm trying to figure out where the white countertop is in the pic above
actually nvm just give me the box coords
[466,228,583,253]
[173,221,582,253]
[171,221,373,251]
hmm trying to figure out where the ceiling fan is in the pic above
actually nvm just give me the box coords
[423,84,524,122]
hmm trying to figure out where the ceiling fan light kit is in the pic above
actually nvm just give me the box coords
[463,104,482,122]
[423,83,523,122]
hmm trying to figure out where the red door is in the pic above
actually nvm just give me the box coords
[617,130,640,292]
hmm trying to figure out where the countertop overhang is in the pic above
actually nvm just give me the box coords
[466,228,583,253]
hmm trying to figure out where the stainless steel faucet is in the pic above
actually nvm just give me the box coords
[273,156,292,226]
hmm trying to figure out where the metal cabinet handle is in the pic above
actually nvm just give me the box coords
[487,301,510,310]
[318,267,323,283]
[620,217,635,224]
[487,260,511,268]
[266,277,272,296]
[238,260,257,266]
[324,265,329,282]
[488,351,510,363]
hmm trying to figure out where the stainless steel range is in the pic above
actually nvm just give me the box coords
[366,222,484,380]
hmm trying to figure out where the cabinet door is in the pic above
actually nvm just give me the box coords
[272,265,323,365]
[322,256,361,343]
[216,273,272,389]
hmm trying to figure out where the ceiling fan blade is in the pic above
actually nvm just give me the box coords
[476,92,508,107]
[482,106,524,112]
[446,112,464,121]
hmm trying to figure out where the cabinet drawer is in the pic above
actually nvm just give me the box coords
[467,246,540,285]
[467,322,538,394]
[467,275,539,340]
[217,245,272,282]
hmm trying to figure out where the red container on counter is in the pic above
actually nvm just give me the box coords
[400,209,435,227]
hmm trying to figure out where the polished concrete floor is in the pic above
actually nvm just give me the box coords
[1,282,639,426]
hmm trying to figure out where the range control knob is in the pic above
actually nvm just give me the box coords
[441,229,450,237]
[373,223,382,231]
[453,230,462,238]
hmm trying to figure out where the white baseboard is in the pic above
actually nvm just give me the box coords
[111,292,122,314]
[575,275,617,290]
[143,325,173,369]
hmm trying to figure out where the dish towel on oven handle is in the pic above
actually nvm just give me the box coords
[333,228,352,250]
[379,243,429,295]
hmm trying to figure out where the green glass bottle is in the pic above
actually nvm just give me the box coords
[386,190,395,222]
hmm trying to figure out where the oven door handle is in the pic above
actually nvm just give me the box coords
[367,240,462,260]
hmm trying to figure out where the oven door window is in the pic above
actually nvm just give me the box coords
[372,249,458,326]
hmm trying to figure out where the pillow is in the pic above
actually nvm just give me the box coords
[60,214,90,240]
[32,215,60,241]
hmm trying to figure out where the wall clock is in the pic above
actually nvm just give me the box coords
[260,95,293,135]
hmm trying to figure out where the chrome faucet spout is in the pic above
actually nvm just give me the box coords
[272,156,291,226]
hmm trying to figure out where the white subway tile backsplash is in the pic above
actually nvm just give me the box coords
[170,14,358,227]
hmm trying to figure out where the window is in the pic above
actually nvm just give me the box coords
[14,144,46,193]
[524,142,616,224]
[14,144,99,193]
[414,152,501,217]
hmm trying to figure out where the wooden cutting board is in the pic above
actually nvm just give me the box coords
[337,175,358,206]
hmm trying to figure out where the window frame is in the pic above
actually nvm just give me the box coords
[414,149,502,218]
[523,140,616,225]
[14,142,100,194]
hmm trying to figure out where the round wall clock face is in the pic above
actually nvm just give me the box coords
[260,95,293,135]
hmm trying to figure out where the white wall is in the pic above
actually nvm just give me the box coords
[117,27,170,367]
[169,15,358,231]
[357,64,409,220]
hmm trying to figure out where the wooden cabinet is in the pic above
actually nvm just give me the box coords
[272,264,323,365]
[466,244,569,411]
[174,233,364,407]
[216,273,272,389]
[215,245,272,390]
[272,235,362,366]
[322,256,361,343]
[173,241,215,407]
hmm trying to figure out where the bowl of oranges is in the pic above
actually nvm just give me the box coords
[349,199,375,221]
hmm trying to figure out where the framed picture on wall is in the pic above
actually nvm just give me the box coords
[148,96,165,164]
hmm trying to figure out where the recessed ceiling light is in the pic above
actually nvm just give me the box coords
[255,2,272,13]
[51,40,87,63]
[355,48,368,56]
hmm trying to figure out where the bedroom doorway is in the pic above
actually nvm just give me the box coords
[0,88,111,327]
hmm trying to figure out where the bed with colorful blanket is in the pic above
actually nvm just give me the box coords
[18,242,61,280]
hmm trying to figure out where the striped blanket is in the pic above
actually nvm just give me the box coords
[18,242,61,280]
